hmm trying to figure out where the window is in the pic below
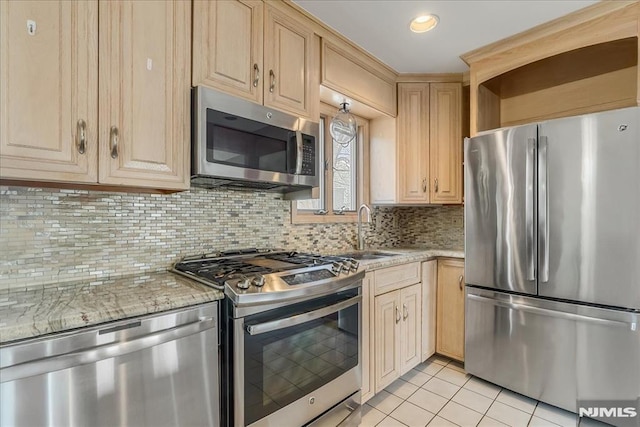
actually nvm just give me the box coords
[292,104,369,224]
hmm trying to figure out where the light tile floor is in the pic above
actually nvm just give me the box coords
[360,355,611,427]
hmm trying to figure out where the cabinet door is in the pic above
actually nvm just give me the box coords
[192,0,263,104]
[361,272,375,404]
[0,0,98,183]
[436,259,465,361]
[421,260,437,362]
[263,4,317,120]
[400,283,422,375]
[374,291,401,393]
[98,0,190,190]
[397,83,430,203]
[430,83,463,204]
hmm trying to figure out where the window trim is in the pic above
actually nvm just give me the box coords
[291,102,370,224]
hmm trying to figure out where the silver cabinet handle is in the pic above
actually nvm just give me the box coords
[253,63,260,88]
[269,69,275,93]
[110,126,119,159]
[395,306,401,324]
[76,119,86,154]
[0,317,216,383]
[458,275,464,291]
[434,178,439,193]
[403,303,408,320]
[422,178,427,193]
[246,295,361,335]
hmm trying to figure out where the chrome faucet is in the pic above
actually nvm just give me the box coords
[357,203,372,251]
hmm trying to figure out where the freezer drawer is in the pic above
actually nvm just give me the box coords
[465,287,639,416]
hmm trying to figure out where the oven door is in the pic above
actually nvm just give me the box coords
[233,288,361,427]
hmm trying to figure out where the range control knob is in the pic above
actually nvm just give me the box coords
[340,261,351,274]
[349,259,359,272]
[236,277,251,290]
[251,275,265,287]
[331,262,342,275]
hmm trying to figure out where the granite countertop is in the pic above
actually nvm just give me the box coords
[0,248,461,345]
[340,247,465,271]
[0,272,224,345]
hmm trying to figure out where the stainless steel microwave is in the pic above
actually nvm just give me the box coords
[192,86,320,195]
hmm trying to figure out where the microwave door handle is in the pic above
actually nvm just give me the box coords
[295,131,303,175]
[246,295,361,335]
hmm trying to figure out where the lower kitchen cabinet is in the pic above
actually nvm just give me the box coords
[421,260,437,361]
[436,258,465,361]
[373,282,422,392]
[361,272,375,404]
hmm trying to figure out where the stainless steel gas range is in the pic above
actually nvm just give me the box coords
[172,249,364,427]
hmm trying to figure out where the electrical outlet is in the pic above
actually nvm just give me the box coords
[375,215,382,230]
[452,217,463,227]
[392,216,399,228]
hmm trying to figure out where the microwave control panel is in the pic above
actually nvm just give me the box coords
[300,136,316,176]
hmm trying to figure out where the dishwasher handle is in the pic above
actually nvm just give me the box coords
[0,316,216,383]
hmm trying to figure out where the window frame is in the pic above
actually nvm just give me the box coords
[291,102,370,224]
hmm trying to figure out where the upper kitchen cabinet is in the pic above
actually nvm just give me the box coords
[429,83,463,204]
[1,0,191,191]
[192,0,263,105]
[320,39,397,118]
[0,0,98,183]
[193,0,319,120]
[99,0,191,190]
[462,1,640,135]
[371,80,463,205]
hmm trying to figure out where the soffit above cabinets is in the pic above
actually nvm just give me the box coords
[292,0,598,73]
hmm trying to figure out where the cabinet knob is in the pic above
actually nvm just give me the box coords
[458,275,464,291]
[76,119,86,154]
[422,178,427,193]
[110,126,119,159]
[403,303,408,320]
[253,63,260,88]
[395,306,401,324]
[269,70,276,93]
[435,178,439,193]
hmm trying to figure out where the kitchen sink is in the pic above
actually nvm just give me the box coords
[339,251,400,260]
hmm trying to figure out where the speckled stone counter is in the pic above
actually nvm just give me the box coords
[338,247,464,271]
[0,272,224,345]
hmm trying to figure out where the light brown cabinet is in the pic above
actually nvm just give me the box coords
[192,0,263,105]
[397,83,430,203]
[436,259,465,361]
[421,260,437,362]
[0,0,98,183]
[429,83,463,204]
[98,0,191,190]
[193,0,318,120]
[374,282,422,392]
[1,0,191,191]
[361,272,375,404]
[371,81,463,205]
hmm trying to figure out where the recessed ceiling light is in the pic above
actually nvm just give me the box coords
[410,14,439,33]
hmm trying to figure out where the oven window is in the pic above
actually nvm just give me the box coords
[243,297,359,425]
[206,109,292,173]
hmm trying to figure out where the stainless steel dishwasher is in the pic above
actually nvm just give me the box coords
[0,302,220,427]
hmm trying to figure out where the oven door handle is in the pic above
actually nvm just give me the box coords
[245,295,361,336]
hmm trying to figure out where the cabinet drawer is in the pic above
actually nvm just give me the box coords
[374,262,421,296]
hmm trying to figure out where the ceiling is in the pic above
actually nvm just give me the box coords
[293,1,599,73]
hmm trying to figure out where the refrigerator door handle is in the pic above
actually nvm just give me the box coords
[539,135,550,283]
[467,294,637,330]
[526,137,536,281]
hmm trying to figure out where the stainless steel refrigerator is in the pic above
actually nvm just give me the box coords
[464,107,640,415]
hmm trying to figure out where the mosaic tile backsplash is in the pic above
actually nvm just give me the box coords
[0,186,463,290]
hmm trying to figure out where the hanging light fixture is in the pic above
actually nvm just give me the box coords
[330,101,357,147]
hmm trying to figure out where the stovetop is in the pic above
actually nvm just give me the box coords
[171,249,364,306]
